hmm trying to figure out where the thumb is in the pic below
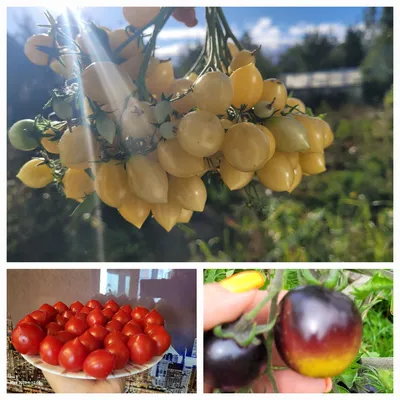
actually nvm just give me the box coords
[204,283,258,331]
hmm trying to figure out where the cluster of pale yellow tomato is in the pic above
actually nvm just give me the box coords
[9,7,334,232]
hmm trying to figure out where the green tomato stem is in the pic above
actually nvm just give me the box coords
[300,269,321,285]
[324,269,341,289]
[265,291,279,393]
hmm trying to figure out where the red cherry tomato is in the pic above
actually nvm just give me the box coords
[12,323,45,355]
[70,301,83,314]
[79,306,93,315]
[143,309,164,326]
[113,310,131,326]
[54,331,76,344]
[128,334,156,364]
[40,336,64,365]
[75,312,88,321]
[172,7,198,27]
[65,316,88,336]
[148,327,171,355]
[63,310,75,319]
[105,341,129,370]
[86,300,103,310]
[46,322,62,336]
[55,314,68,328]
[88,324,109,342]
[104,299,119,313]
[105,320,123,333]
[53,301,69,314]
[101,308,115,321]
[87,309,107,327]
[122,323,142,338]
[104,331,128,347]
[79,331,102,352]
[16,315,36,327]
[83,349,115,379]
[120,304,132,315]
[131,306,149,324]
[39,304,58,319]
[144,324,165,336]
[58,338,89,372]
[30,310,52,327]
[126,319,143,330]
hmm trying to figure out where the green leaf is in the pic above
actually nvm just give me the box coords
[336,385,350,393]
[352,272,393,300]
[70,192,100,217]
[225,269,235,278]
[336,360,360,389]
[96,114,116,144]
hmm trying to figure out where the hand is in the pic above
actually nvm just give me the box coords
[42,370,126,393]
[204,283,333,393]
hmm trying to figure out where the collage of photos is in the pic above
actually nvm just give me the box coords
[5,3,394,398]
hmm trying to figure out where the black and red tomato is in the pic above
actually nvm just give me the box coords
[274,285,363,378]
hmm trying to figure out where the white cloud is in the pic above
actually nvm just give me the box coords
[156,26,206,41]
[155,43,187,58]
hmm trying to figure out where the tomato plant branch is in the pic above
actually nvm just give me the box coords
[216,7,243,51]
[299,269,321,285]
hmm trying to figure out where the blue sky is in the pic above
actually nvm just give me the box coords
[7,6,369,59]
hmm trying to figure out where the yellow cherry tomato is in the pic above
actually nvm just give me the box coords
[220,270,265,293]
[63,168,95,200]
[50,54,77,79]
[24,34,54,66]
[169,175,207,212]
[118,192,151,229]
[177,208,193,223]
[286,97,306,113]
[157,139,204,178]
[59,125,99,169]
[145,59,174,97]
[193,71,233,115]
[228,50,255,73]
[222,122,269,172]
[220,119,234,130]
[227,41,239,58]
[95,160,129,208]
[17,158,53,189]
[177,110,225,157]
[121,99,156,139]
[292,114,324,153]
[123,7,161,29]
[126,155,168,204]
[41,136,59,154]
[81,61,136,106]
[263,116,310,152]
[108,29,142,60]
[299,153,326,175]
[260,79,288,112]
[219,157,254,190]
[168,79,196,114]
[321,119,334,148]
[119,52,145,81]
[186,72,198,82]
[256,124,276,161]
[283,152,299,169]
[256,151,294,192]
[230,63,263,110]
[289,164,303,193]
[151,198,181,232]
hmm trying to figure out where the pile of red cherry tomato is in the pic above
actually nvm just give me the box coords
[11,299,171,379]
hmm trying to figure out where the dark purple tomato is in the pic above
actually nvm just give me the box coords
[274,285,363,378]
[204,325,267,391]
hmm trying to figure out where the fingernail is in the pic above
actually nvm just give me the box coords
[324,378,332,393]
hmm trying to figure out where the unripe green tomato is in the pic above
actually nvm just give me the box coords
[53,99,73,120]
[8,119,38,151]
[253,101,274,119]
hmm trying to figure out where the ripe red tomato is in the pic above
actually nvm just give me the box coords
[79,331,102,352]
[58,338,89,372]
[65,316,88,336]
[131,306,149,324]
[87,309,107,327]
[143,309,164,326]
[79,306,93,315]
[126,319,143,330]
[144,324,164,336]
[63,310,75,319]
[104,299,119,313]
[105,320,123,333]
[122,323,142,338]
[88,324,109,342]
[12,323,45,355]
[105,341,129,370]
[148,327,171,355]
[102,308,115,321]
[53,301,69,314]
[128,334,156,364]
[172,7,198,27]
[55,314,68,328]
[120,304,132,315]
[40,336,64,365]
[30,310,52,327]
[46,322,62,336]
[75,312,88,321]
[16,315,36,327]
[104,331,128,347]
[70,301,83,314]
[54,331,76,344]
[86,300,103,310]
[83,349,115,379]
[113,310,131,326]
[39,304,58,319]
